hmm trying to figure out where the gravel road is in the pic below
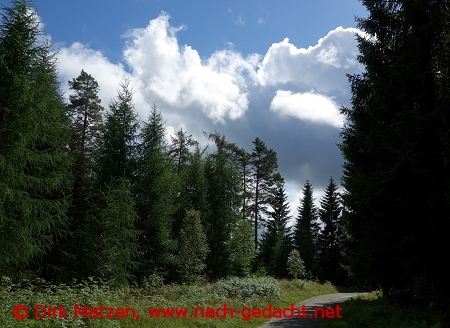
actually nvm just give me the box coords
[259,292,367,328]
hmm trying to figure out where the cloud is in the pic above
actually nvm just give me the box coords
[122,12,258,122]
[270,90,344,128]
[257,27,363,94]
[235,15,245,26]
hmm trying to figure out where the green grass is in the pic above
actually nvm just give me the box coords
[320,291,443,328]
[1,276,338,327]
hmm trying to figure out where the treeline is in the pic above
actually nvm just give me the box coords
[0,0,347,286]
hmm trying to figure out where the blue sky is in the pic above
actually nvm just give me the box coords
[1,0,368,217]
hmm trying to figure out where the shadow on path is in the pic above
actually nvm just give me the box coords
[259,292,367,328]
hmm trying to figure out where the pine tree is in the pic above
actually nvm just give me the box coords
[259,177,292,278]
[0,0,71,276]
[135,104,176,279]
[339,0,450,317]
[228,145,254,221]
[316,177,346,284]
[250,137,280,249]
[176,209,208,285]
[64,70,104,280]
[294,181,319,277]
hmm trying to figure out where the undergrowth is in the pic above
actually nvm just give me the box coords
[320,291,443,328]
[1,275,338,327]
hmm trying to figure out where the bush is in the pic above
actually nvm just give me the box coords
[287,249,306,279]
[212,276,280,301]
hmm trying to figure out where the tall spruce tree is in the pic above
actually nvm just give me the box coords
[0,0,71,276]
[339,0,450,318]
[95,78,139,186]
[204,132,242,279]
[250,137,280,249]
[316,177,345,284]
[135,104,176,279]
[259,177,292,278]
[294,181,319,277]
[89,78,139,280]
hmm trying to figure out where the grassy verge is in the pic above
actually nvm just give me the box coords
[320,291,443,328]
[1,276,338,327]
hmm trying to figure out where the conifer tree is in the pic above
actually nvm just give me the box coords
[228,219,256,277]
[0,0,71,276]
[89,78,139,280]
[204,132,242,279]
[316,177,345,284]
[96,178,139,286]
[64,70,104,280]
[259,177,292,278]
[294,181,319,277]
[339,0,450,317]
[135,104,176,279]
[169,128,196,175]
[229,146,254,221]
[173,143,208,234]
[287,249,306,280]
[176,209,209,285]
[95,78,139,186]
[250,137,280,249]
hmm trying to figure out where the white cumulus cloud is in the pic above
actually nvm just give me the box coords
[257,27,363,93]
[122,12,258,123]
[270,90,344,128]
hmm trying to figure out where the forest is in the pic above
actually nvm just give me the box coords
[1,0,450,327]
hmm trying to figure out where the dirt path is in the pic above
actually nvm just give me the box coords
[259,292,367,328]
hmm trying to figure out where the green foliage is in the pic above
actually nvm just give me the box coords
[169,127,196,174]
[250,137,280,249]
[171,140,208,269]
[321,292,443,328]
[96,78,139,186]
[95,178,139,286]
[204,132,242,279]
[212,276,280,301]
[67,69,104,160]
[176,209,209,285]
[294,180,319,277]
[228,145,254,221]
[64,70,104,281]
[0,277,117,328]
[317,177,346,285]
[135,104,176,279]
[339,0,450,319]
[0,0,71,275]
[0,275,338,328]
[287,249,306,279]
[228,219,257,277]
[259,178,292,278]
